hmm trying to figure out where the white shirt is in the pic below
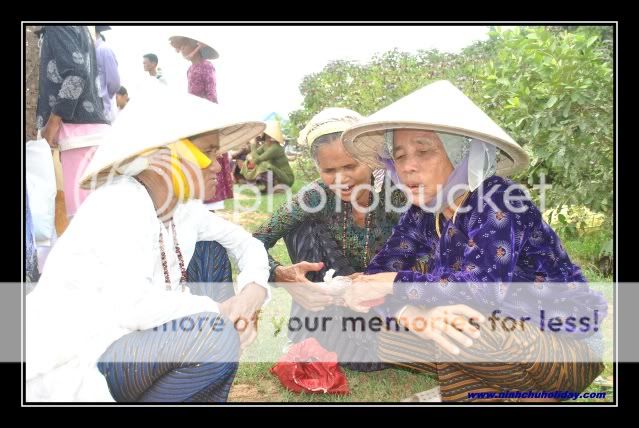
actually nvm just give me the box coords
[26,175,270,401]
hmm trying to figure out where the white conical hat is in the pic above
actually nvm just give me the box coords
[297,107,363,148]
[264,119,284,144]
[80,80,264,189]
[169,28,219,60]
[341,80,529,176]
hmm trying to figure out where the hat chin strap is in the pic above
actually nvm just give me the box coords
[185,44,203,60]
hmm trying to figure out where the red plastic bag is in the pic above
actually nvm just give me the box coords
[270,338,349,395]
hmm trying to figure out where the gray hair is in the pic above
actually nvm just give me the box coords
[310,131,342,167]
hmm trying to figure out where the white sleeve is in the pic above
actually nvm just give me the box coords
[82,185,223,330]
[190,203,271,305]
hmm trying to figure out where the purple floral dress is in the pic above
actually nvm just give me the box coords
[367,175,608,340]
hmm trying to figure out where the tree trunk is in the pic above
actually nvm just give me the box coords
[25,26,40,142]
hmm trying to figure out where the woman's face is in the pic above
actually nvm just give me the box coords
[188,132,222,201]
[315,138,371,202]
[392,129,454,206]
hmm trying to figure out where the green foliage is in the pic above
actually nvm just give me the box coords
[476,26,613,225]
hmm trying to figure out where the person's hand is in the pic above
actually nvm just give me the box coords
[398,305,485,355]
[275,262,335,311]
[342,272,397,313]
[218,283,267,350]
[41,113,62,148]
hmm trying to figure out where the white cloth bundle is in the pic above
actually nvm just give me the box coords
[26,139,57,245]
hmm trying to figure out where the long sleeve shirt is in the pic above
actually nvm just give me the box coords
[35,26,109,129]
[95,37,121,121]
[366,175,608,340]
[253,179,407,279]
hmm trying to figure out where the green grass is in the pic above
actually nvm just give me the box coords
[221,178,615,403]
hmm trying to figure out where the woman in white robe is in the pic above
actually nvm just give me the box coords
[26,83,270,402]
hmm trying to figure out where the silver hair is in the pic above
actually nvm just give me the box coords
[310,131,342,167]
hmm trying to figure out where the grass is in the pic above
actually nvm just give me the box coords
[219,177,615,403]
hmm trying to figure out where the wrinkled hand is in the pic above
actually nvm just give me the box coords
[342,272,397,313]
[218,283,267,350]
[398,304,485,355]
[276,262,334,311]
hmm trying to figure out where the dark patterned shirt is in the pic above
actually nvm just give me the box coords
[36,26,109,129]
[254,179,408,276]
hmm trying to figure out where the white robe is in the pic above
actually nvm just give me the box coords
[26,175,270,402]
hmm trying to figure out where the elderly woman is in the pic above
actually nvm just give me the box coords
[253,108,406,370]
[240,120,295,189]
[26,84,270,402]
[169,30,233,211]
[341,80,608,402]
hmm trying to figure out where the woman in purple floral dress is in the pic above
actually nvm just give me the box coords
[339,80,609,402]
[170,32,233,209]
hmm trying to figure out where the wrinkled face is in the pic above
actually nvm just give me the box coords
[142,58,156,73]
[188,132,222,201]
[392,129,454,206]
[315,138,371,202]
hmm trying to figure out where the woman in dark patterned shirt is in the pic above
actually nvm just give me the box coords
[253,108,407,370]
[36,26,111,220]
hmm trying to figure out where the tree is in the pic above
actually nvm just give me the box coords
[473,26,613,236]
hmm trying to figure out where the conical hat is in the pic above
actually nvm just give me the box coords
[264,120,284,144]
[341,80,528,176]
[297,107,363,148]
[169,28,219,60]
[80,80,264,189]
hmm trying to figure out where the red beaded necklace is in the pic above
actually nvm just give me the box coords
[341,189,374,268]
[135,176,189,291]
[158,220,188,291]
